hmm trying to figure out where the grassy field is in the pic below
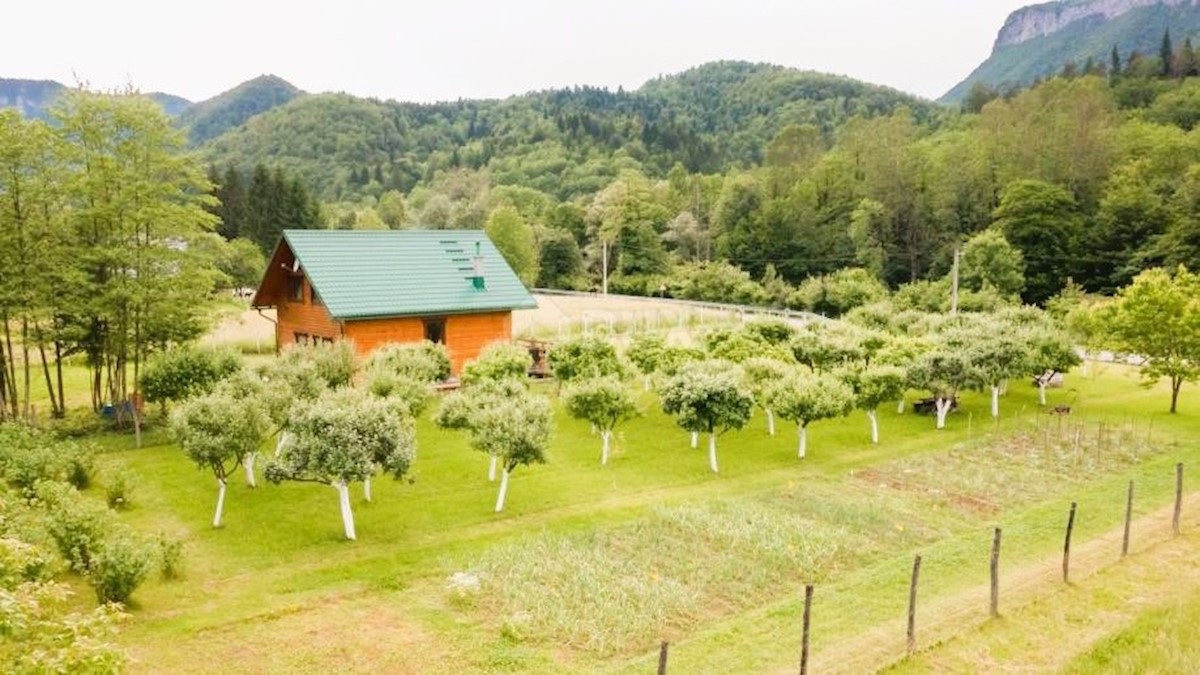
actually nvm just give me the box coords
[58,360,1200,673]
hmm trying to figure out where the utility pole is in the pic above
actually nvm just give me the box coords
[949,245,961,317]
[601,239,609,295]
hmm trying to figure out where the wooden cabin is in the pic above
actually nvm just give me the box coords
[252,230,537,374]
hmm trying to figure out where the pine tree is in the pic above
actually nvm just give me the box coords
[1111,45,1122,80]
[1162,29,1174,77]
[1184,38,1199,77]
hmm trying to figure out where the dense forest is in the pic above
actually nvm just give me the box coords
[194,52,1200,307]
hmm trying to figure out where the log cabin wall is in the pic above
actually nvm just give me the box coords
[342,311,513,374]
[275,275,342,349]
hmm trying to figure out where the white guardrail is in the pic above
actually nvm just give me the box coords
[529,288,831,324]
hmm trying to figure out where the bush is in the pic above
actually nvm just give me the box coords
[278,341,356,389]
[0,537,53,587]
[0,425,95,495]
[139,346,242,409]
[48,408,112,438]
[37,482,111,574]
[789,268,889,317]
[461,342,532,385]
[367,341,451,383]
[157,534,183,581]
[90,535,153,604]
[664,261,768,306]
[105,471,134,510]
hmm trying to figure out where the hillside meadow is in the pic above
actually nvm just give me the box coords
[58,359,1196,673]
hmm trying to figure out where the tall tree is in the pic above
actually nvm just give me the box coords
[55,90,219,411]
[1103,266,1200,413]
[992,179,1082,304]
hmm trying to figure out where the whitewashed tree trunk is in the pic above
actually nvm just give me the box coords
[766,409,776,436]
[708,433,719,473]
[243,453,257,488]
[867,410,879,444]
[363,475,372,502]
[488,454,498,482]
[991,386,1000,418]
[643,375,652,391]
[1038,381,1048,405]
[897,398,906,414]
[335,481,356,540]
[601,430,612,465]
[495,467,511,512]
[798,425,808,459]
[274,431,292,458]
[690,431,699,449]
[213,478,227,528]
[935,399,952,429]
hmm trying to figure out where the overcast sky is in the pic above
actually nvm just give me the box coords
[5,0,1031,103]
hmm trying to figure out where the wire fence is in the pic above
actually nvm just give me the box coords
[651,459,1190,674]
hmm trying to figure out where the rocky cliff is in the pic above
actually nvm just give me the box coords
[996,0,1197,48]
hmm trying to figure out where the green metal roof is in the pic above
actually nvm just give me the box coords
[279,230,537,320]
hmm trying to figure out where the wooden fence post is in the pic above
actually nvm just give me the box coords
[907,555,922,654]
[990,528,1002,618]
[1063,502,1077,583]
[1122,480,1133,558]
[800,584,814,675]
[1174,463,1184,537]
[657,641,669,675]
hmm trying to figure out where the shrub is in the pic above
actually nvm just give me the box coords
[461,342,532,385]
[105,471,134,510]
[367,341,452,383]
[789,268,889,317]
[157,534,184,581]
[0,425,95,495]
[139,346,241,409]
[0,537,53,587]
[89,535,153,604]
[37,482,111,573]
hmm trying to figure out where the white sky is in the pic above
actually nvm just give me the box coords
[5,1,1030,103]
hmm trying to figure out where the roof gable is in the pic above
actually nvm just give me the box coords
[254,230,537,320]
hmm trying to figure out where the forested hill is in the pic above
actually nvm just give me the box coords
[177,74,302,145]
[200,61,937,202]
[944,0,1200,102]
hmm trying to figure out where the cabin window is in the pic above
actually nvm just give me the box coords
[294,332,310,346]
[423,318,446,345]
[288,276,304,303]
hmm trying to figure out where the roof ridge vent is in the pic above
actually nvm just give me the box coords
[471,241,486,290]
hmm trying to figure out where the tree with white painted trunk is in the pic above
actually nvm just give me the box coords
[170,386,270,529]
[466,393,552,512]
[965,327,1030,419]
[563,377,639,465]
[435,379,528,481]
[261,351,328,458]
[790,324,865,374]
[743,357,793,436]
[549,334,626,385]
[626,333,667,391]
[1025,328,1082,405]
[660,360,753,473]
[264,390,415,540]
[768,371,853,459]
[841,364,907,444]
[907,348,978,429]
[875,336,929,415]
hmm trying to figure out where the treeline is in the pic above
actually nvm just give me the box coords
[202,61,936,202]
[0,93,251,419]
[207,164,322,253]
[303,68,1200,309]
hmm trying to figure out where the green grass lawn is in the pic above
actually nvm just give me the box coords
[69,362,1200,673]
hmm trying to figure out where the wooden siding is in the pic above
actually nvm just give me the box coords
[276,277,342,349]
[343,311,513,374]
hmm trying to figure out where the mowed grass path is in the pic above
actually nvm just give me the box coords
[85,363,1200,673]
